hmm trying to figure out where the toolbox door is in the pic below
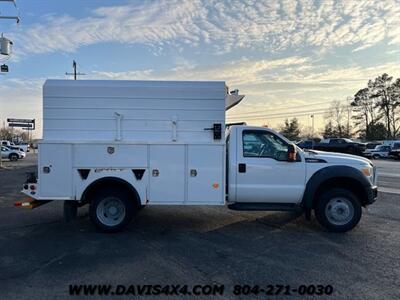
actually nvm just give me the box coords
[187,145,224,204]
[149,145,185,204]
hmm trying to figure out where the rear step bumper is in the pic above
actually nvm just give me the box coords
[15,199,52,209]
[228,202,303,212]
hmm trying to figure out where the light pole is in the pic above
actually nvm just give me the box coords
[310,114,314,137]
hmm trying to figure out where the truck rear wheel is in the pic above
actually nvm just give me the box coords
[315,188,362,233]
[89,187,137,233]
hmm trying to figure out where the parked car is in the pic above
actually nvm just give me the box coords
[313,138,366,156]
[296,140,315,150]
[1,140,12,147]
[389,143,400,160]
[8,145,26,153]
[364,145,391,159]
[15,143,30,152]
[365,142,382,150]
[1,146,25,161]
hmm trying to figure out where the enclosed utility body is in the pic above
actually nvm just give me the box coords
[32,80,241,206]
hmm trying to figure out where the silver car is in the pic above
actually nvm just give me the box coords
[364,145,391,159]
[1,146,25,161]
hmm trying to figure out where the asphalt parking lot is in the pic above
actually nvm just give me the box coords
[0,153,399,299]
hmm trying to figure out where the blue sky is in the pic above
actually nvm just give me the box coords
[0,0,399,137]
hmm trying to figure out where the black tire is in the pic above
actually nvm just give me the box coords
[315,188,362,233]
[9,153,18,161]
[89,187,137,233]
[372,154,380,159]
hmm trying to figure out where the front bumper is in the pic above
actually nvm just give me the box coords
[365,185,378,205]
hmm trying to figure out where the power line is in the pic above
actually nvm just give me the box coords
[227,99,349,117]
[227,110,328,121]
[227,104,352,121]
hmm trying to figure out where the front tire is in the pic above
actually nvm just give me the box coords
[9,153,18,161]
[372,154,380,159]
[89,187,137,233]
[315,188,362,232]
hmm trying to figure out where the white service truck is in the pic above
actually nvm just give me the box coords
[19,80,378,233]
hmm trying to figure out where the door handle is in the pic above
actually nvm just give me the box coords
[238,163,246,173]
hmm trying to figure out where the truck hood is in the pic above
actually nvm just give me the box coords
[303,150,372,166]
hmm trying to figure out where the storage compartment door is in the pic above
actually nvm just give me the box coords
[149,145,185,204]
[187,145,224,204]
[39,144,72,198]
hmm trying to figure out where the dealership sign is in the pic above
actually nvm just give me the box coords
[7,118,35,130]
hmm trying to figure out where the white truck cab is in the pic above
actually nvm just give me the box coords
[19,80,378,233]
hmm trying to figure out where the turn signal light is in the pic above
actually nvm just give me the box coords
[361,168,371,176]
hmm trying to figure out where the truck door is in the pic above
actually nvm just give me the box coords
[236,128,306,203]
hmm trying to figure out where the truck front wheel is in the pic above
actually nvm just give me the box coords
[315,188,362,233]
[89,187,137,233]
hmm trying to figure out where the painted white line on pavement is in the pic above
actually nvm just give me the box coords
[379,187,400,195]
[378,172,400,178]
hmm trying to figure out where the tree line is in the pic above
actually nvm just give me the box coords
[278,73,400,141]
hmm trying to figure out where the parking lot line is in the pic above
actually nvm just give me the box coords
[379,187,400,195]
[378,172,400,178]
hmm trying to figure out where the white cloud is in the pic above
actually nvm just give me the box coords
[7,0,399,58]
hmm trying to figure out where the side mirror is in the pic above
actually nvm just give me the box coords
[287,144,297,162]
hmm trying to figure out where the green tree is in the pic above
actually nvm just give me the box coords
[351,87,377,139]
[322,121,335,138]
[369,73,399,138]
[366,122,388,141]
[279,117,301,141]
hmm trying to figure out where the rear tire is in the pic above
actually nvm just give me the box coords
[9,153,18,161]
[315,188,362,233]
[89,187,137,233]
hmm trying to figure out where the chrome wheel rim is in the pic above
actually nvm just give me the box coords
[325,197,354,226]
[96,197,126,226]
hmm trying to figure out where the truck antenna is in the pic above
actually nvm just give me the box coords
[65,60,86,80]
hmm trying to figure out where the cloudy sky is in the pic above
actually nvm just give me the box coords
[0,0,399,137]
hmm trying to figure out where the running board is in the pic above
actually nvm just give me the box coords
[227,202,303,212]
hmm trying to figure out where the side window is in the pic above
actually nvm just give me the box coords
[242,130,288,160]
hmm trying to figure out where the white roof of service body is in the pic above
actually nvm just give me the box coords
[43,79,233,143]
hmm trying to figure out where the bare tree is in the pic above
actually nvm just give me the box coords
[325,100,352,138]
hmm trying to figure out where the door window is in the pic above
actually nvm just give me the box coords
[243,130,288,161]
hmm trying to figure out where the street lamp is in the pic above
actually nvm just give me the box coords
[310,114,314,137]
